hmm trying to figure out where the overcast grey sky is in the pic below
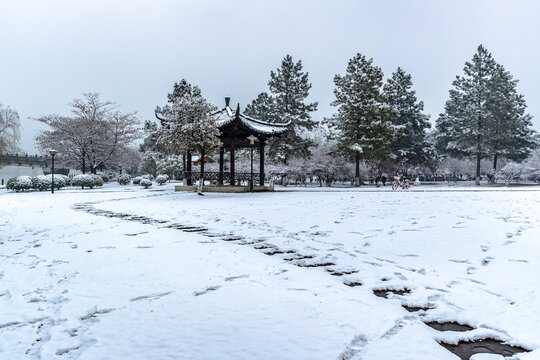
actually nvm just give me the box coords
[1,0,539,153]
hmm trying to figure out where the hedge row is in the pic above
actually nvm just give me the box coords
[6,174,104,192]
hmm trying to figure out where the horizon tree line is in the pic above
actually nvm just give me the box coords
[1,44,537,184]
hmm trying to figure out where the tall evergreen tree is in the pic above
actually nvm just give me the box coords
[435,45,497,185]
[325,53,396,186]
[436,45,535,184]
[244,55,318,163]
[487,63,535,170]
[157,94,220,193]
[383,67,432,168]
[154,79,203,182]
[269,55,318,131]
[156,79,202,117]
[244,92,277,123]
[139,120,161,153]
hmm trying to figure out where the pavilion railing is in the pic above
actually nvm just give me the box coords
[184,171,261,185]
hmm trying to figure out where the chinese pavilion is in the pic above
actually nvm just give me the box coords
[181,97,289,187]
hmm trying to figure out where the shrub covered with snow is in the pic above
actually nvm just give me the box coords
[97,173,110,183]
[31,174,70,191]
[91,175,104,187]
[496,162,525,185]
[156,174,168,185]
[71,174,96,189]
[6,176,33,192]
[117,174,131,185]
[53,174,70,189]
[141,174,154,181]
[32,175,52,191]
[132,176,143,185]
[140,179,152,188]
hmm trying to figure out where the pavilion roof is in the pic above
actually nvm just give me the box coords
[211,104,290,136]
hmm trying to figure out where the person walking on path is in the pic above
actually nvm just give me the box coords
[381,172,388,186]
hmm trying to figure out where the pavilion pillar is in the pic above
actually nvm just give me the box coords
[259,140,265,186]
[186,151,192,185]
[230,145,235,186]
[218,147,224,185]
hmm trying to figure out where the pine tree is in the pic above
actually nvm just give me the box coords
[269,55,318,131]
[325,53,396,185]
[245,55,318,163]
[487,63,535,171]
[156,79,202,119]
[244,92,277,123]
[154,79,203,183]
[157,95,220,193]
[435,45,497,185]
[139,120,161,153]
[383,67,432,169]
[436,45,536,184]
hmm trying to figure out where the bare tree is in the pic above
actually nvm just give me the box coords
[109,146,141,175]
[36,93,141,173]
[0,103,21,153]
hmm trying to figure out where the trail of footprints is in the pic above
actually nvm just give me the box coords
[74,201,532,360]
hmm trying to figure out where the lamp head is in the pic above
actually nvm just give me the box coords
[247,135,258,145]
[49,149,58,156]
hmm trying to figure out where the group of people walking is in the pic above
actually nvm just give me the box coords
[370,171,389,186]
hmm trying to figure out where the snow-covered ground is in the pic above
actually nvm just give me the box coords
[1,183,539,359]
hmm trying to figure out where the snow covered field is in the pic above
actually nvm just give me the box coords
[1,184,539,359]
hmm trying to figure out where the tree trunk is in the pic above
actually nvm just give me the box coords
[355,151,360,186]
[491,153,498,184]
[197,151,205,194]
[186,151,192,185]
[82,151,86,174]
[182,153,187,185]
[475,153,481,185]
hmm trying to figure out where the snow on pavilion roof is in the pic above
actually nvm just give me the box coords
[211,106,290,136]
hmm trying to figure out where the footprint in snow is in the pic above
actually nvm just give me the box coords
[336,334,367,360]
[393,272,408,281]
[482,257,494,266]
[194,286,221,296]
[224,275,249,282]
[130,291,172,302]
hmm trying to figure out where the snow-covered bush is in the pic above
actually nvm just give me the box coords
[140,179,152,188]
[32,174,71,191]
[141,174,154,181]
[157,155,183,180]
[91,175,104,187]
[522,148,540,181]
[53,174,70,189]
[32,175,51,191]
[32,175,52,191]
[71,174,96,189]
[496,162,524,185]
[6,176,33,192]
[156,174,168,185]
[98,173,109,183]
[132,176,143,185]
[117,174,131,185]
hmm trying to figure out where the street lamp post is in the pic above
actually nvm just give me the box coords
[49,149,57,194]
[247,135,258,193]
